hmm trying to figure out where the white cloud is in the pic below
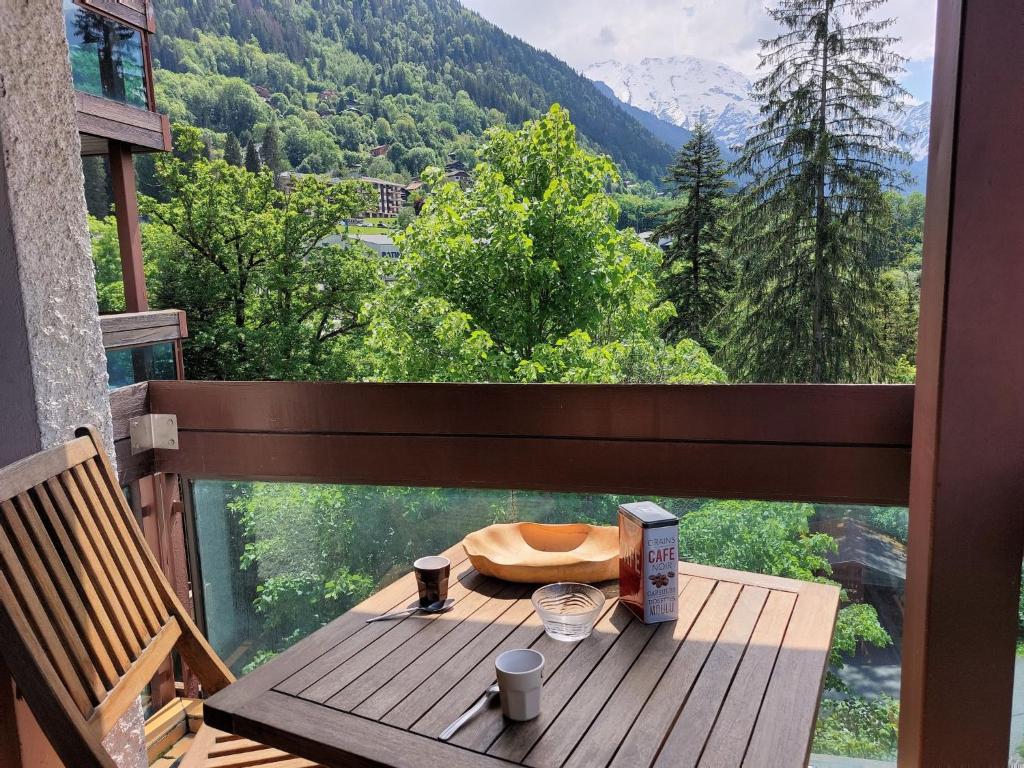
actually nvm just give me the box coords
[460,0,937,85]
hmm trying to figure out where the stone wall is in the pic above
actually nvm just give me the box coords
[0,1,142,766]
[0,0,111,460]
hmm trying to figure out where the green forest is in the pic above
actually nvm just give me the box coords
[84,0,934,759]
[145,0,673,184]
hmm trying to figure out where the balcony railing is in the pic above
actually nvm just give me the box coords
[105,379,915,762]
[117,380,913,504]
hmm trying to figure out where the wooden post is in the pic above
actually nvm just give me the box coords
[109,140,148,313]
[898,1,1024,763]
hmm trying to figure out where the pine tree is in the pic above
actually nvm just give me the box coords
[653,122,732,347]
[260,119,285,179]
[725,0,911,382]
[244,139,261,173]
[82,155,112,218]
[223,132,243,166]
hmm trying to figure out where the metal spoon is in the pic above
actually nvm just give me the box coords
[439,683,500,741]
[365,598,453,623]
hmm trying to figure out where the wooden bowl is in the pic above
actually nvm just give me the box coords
[461,522,618,584]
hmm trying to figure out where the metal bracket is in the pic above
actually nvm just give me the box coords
[130,414,178,454]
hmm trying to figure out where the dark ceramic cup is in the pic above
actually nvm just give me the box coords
[413,555,450,608]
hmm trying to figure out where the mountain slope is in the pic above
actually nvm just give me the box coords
[151,0,673,182]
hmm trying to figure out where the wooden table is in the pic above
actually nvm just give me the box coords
[204,544,839,768]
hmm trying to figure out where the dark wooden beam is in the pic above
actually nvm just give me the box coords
[109,141,148,313]
[149,381,913,505]
[109,382,153,485]
[161,431,909,506]
[75,0,148,30]
[100,310,188,350]
[109,382,149,443]
[898,1,1024,763]
[76,93,169,153]
[151,381,913,446]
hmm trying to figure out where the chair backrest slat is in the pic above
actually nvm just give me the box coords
[68,464,165,638]
[81,459,170,626]
[0,438,96,503]
[11,492,122,688]
[29,483,133,674]
[0,427,235,767]
[88,619,182,739]
[50,468,150,651]
[0,568,114,768]
[1,497,114,703]
[0,512,97,714]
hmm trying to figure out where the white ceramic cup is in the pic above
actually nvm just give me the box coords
[495,648,544,721]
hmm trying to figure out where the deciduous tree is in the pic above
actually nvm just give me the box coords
[141,125,381,380]
[361,106,724,384]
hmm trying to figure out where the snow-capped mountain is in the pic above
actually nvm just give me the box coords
[583,56,758,149]
[585,55,931,190]
[897,101,931,162]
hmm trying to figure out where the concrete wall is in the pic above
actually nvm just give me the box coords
[0,0,111,461]
[0,1,141,766]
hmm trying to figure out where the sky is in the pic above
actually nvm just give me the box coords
[459,0,938,103]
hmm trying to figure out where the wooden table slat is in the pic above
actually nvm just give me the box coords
[742,584,839,768]
[413,593,620,749]
[486,597,640,762]
[290,563,488,702]
[205,543,469,723]
[276,551,475,697]
[521,572,704,768]
[523,613,658,768]
[607,581,743,768]
[354,582,533,719]
[562,576,717,768]
[697,590,797,768]
[382,586,538,728]
[203,553,839,768]
[233,690,513,768]
[653,585,770,768]
[320,574,506,709]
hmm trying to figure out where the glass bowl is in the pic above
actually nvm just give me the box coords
[531,582,606,642]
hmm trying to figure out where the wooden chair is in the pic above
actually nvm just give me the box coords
[0,427,323,768]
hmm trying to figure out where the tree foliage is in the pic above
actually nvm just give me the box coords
[654,122,733,347]
[223,132,243,166]
[725,0,911,382]
[88,215,127,313]
[260,118,286,177]
[613,193,672,233]
[141,125,382,380]
[151,1,672,185]
[361,106,724,383]
[813,694,899,759]
[82,155,112,218]
[244,138,262,173]
[678,499,892,682]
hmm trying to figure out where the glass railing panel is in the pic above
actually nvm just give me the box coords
[63,0,148,109]
[188,480,904,762]
[1012,564,1024,762]
[106,342,177,389]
